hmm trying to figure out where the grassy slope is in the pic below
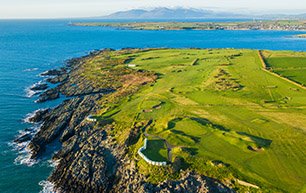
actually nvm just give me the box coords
[93,49,306,192]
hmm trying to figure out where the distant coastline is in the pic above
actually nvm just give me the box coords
[296,34,306,38]
[72,20,306,31]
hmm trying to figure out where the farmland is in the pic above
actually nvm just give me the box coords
[262,50,306,86]
[82,48,306,192]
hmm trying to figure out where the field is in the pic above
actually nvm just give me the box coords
[262,50,306,86]
[89,48,306,192]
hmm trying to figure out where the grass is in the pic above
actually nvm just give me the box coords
[262,50,306,86]
[88,48,306,192]
[142,139,168,162]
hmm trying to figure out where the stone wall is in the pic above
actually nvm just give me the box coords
[138,138,167,166]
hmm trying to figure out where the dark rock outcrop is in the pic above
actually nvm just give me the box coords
[14,133,32,143]
[50,127,110,193]
[142,171,234,193]
[30,83,48,91]
[41,68,67,76]
[27,108,50,123]
[28,94,101,159]
[46,73,68,84]
[37,88,60,103]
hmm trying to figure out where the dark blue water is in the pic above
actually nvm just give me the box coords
[0,19,305,193]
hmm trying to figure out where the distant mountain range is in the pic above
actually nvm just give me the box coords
[100,8,245,19]
[98,7,306,20]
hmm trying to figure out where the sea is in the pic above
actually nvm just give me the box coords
[0,19,305,193]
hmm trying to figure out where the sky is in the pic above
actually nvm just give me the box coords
[0,0,306,19]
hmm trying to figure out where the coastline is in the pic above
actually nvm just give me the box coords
[14,49,115,192]
[296,34,306,38]
[14,48,234,192]
[72,21,306,31]
[13,47,306,193]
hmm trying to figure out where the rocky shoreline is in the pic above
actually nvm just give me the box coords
[14,49,234,193]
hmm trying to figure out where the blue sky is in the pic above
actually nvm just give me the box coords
[0,0,305,18]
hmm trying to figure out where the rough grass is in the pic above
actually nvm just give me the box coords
[93,48,306,192]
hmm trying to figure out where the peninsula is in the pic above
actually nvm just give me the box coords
[72,20,306,31]
[15,48,306,193]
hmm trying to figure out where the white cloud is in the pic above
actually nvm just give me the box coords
[0,0,305,18]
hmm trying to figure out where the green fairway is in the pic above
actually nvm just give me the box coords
[142,139,168,162]
[88,48,306,192]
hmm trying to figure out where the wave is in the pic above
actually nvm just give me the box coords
[13,146,38,167]
[12,122,60,192]
[25,81,46,98]
[39,180,57,193]
[47,158,61,168]
[23,68,39,72]
[10,125,41,166]
[39,154,61,192]
[25,88,40,98]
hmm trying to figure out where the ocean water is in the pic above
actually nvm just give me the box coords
[0,19,305,193]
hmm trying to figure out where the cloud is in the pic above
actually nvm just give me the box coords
[0,0,305,18]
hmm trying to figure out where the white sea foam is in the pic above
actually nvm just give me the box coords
[39,180,57,193]
[11,125,42,166]
[11,138,37,166]
[12,136,38,166]
[47,158,61,168]
[25,87,40,98]
[25,80,47,97]
[23,68,39,72]
[24,112,36,123]
[14,147,38,167]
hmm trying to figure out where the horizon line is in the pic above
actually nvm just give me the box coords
[0,6,306,20]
